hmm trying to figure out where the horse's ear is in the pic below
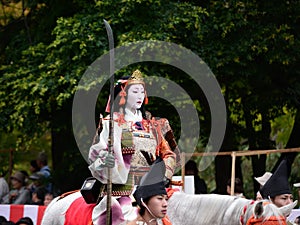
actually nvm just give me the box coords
[254,201,264,218]
[279,200,298,217]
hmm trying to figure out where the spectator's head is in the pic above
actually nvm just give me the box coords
[185,160,199,176]
[36,152,48,168]
[0,216,7,223]
[11,171,26,188]
[29,160,39,173]
[32,187,47,205]
[44,192,54,206]
[15,217,33,225]
[226,178,244,195]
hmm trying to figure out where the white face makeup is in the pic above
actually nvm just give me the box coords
[125,84,145,114]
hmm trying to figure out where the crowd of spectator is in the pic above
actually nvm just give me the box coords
[0,152,55,224]
[0,152,54,206]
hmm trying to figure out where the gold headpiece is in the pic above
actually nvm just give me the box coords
[127,70,145,86]
[118,69,148,106]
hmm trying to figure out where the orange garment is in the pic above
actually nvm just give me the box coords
[245,215,287,225]
[162,215,172,225]
[166,188,180,199]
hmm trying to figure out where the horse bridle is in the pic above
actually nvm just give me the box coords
[240,200,287,225]
[240,200,255,225]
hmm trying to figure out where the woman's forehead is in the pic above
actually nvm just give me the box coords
[128,84,144,90]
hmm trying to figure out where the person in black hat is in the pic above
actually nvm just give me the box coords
[128,160,169,225]
[259,159,294,207]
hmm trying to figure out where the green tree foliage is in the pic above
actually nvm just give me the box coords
[1,0,300,193]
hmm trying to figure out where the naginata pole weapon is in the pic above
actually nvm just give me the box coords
[103,19,114,225]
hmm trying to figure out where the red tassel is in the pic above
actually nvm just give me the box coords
[144,91,148,104]
[119,87,126,106]
[117,113,126,125]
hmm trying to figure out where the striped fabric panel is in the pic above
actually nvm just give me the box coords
[0,204,46,225]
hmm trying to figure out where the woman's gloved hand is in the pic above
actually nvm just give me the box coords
[94,151,115,169]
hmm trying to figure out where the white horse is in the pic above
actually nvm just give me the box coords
[167,192,297,225]
[41,191,297,225]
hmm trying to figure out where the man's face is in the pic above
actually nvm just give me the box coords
[146,194,168,219]
[273,194,293,207]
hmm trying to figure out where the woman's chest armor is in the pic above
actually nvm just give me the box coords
[121,121,157,167]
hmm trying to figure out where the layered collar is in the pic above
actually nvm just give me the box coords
[124,108,143,123]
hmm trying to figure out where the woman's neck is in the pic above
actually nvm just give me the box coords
[126,106,137,115]
[124,108,142,123]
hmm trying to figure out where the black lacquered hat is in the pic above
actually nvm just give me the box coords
[133,160,167,206]
[260,159,292,199]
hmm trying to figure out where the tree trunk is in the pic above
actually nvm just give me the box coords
[215,118,243,194]
[272,109,300,172]
[244,101,270,197]
[51,100,91,193]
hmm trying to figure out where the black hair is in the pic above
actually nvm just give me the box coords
[33,187,47,203]
[30,160,39,171]
[139,196,151,216]
[227,178,244,193]
[2,221,16,225]
[15,217,33,225]
[185,160,199,175]
[0,216,7,223]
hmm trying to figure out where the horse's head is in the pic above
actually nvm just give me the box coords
[243,200,298,225]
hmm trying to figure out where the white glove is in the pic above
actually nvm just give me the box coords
[94,151,115,169]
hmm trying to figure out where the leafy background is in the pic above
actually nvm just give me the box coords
[1,0,300,199]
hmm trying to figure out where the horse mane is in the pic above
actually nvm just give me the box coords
[167,192,285,225]
[168,192,249,225]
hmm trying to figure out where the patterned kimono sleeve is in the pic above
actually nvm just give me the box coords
[88,119,109,181]
[157,118,181,180]
[88,118,131,184]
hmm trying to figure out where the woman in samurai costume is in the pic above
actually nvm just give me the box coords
[88,69,180,225]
